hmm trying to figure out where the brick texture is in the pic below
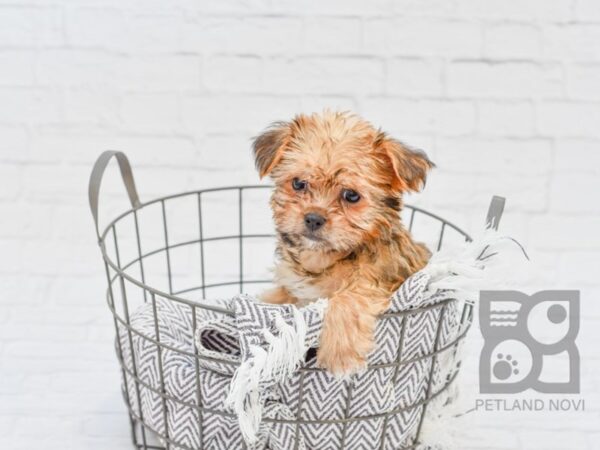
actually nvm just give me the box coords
[1,0,599,449]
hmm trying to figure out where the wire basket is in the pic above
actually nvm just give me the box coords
[89,151,491,450]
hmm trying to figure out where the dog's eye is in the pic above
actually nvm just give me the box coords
[292,178,307,191]
[342,189,361,203]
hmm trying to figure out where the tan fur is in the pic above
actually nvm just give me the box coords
[254,111,434,376]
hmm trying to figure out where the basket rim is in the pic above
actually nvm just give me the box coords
[98,184,472,316]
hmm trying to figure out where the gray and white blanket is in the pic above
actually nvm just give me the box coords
[118,232,517,450]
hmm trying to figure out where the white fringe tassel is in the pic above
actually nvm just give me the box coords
[225,346,267,443]
[225,301,327,444]
[423,229,529,305]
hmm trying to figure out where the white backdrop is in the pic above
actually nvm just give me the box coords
[1,0,599,449]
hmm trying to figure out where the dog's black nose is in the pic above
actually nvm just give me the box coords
[304,213,326,232]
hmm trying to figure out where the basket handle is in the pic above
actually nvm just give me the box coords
[485,195,505,231]
[88,151,141,239]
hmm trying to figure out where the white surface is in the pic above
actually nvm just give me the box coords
[1,0,599,449]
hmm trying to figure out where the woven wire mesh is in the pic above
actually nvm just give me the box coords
[91,152,474,450]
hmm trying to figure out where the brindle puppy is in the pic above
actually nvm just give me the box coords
[253,111,433,375]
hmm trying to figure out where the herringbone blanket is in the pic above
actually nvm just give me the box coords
[118,272,462,450]
[118,233,517,449]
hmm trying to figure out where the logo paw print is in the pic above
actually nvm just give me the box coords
[493,353,519,381]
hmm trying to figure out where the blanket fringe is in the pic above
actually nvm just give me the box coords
[262,308,308,383]
[225,301,327,443]
[225,346,267,443]
[423,229,529,305]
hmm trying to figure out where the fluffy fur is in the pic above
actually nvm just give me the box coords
[253,111,434,375]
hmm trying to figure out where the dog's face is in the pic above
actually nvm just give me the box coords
[253,111,434,254]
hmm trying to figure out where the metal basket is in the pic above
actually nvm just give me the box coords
[89,151,497,450]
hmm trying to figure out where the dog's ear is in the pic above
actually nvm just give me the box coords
[252,121,292,178]
[375,134,435,192]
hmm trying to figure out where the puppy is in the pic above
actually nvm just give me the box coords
[253,111,433,376]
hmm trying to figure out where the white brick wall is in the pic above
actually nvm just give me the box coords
[1,0,599,449]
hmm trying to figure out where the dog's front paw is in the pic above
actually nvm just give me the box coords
[317,293,378,377]
[317,317,371,376]
[316,346,367,377]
